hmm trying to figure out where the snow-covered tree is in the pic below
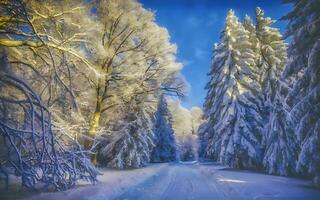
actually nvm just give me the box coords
[167,100,201,161]
[76,0,186,164]
[190,107,204,135]
[179,134,197,161]
[0,0,186,189]
[197,122,209,159]
[168,100,193,137]
[0,48,98,190]
[243,15,260,61]
[0,0,101,190]
[1,0,102,165]
[150,96,177,162]
[98,102,155,169]
[247,7,297,176]
[255,7,287,105]
[282,0,320,185]
[202,10,264,169]
[89,0,186,168]
[2,0,186,167]
[262,92,298,176]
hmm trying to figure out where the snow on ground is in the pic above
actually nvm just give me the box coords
[1,162,320,200]
[116,162,320,200]
[0,163,168,200]
[198,162,320,200]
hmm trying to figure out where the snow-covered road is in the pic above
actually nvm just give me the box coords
[115,162,222,200]
[116,162,320,200]
[6,162,320,200]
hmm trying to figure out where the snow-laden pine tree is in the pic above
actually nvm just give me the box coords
[248,7,298,176]
[243,15,260,65]
[99,102,154,169]
[197,122,209,159]
[282,0,320,185]
[150,96,177,162]
[203,10,264,169]
[262,90,299,176]
[255,7,287,105]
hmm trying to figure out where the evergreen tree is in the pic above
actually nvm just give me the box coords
[282,0,320,185]
[151,96,177,162]
[99,103,155,169]
[203,10,264,169]
[248,7,297,176]
[198,122,209,159]
[243,15,260,67]
[262,93,299,176]
[255,7,287,105]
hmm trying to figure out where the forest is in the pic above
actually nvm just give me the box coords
[199,2,320,186]
[0,0,319,199]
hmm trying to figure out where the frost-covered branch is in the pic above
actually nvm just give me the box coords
[0,69,98,190]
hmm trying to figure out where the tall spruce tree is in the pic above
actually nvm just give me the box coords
[262,92,298,176]
[255,7,287,106]
[151,96,177,162]
[282,0,320,185]
[248,7,297,176]
[202,10,264,169]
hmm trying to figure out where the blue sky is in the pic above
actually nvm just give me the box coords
[139,0,292,109]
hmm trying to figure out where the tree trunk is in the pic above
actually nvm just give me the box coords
[85,97,102,166]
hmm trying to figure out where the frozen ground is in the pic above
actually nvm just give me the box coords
[1,162,320,200]
[116,162,320,200]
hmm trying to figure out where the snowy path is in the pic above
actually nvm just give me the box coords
[115,162,222,200]
[4,162,320,200]
[116,162,320,200]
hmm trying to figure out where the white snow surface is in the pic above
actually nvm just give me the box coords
[5,162,320,200]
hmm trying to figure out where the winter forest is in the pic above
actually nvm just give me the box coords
[0,0,320,200]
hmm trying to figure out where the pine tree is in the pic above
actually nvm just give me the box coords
[197,122,208,159]
[203,10,264,169]
[248,7,297,176]
[151,96,177,162]
[99,104,155,169]
[262,83,298,176]
[255,7,287,105]
[282,0,320,185]
[243,15,260,66]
